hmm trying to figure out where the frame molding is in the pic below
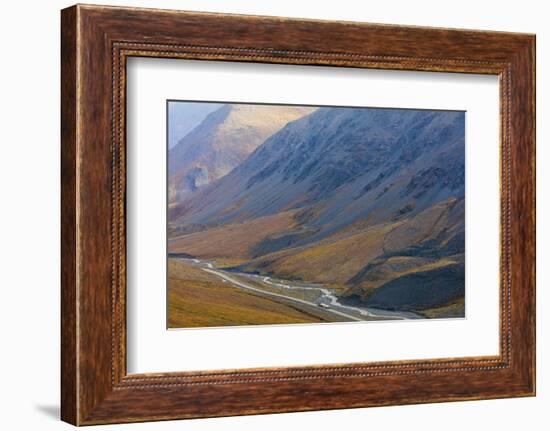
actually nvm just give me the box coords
[61,4,535,425]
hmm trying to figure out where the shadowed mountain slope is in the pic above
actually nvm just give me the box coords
[172,107,464,241]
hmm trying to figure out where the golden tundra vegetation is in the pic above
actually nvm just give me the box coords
[168,259,341,328]
[168,209,300,266]
[168,196,465,325]
[170,198,460,284]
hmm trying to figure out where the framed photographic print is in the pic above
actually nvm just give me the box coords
[61,4,536,425]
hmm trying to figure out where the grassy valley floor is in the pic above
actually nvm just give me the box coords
[167,258,346,328]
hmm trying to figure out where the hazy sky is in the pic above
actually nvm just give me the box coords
[168,101,223,149]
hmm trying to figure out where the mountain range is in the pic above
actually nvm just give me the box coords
[168,104,314,205]
[168,105,466,318]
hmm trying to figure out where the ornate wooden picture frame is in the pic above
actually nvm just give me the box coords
[61,4,535,425]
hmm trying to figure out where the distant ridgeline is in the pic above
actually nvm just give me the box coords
[168,104,315,205]
[169,106,466,319]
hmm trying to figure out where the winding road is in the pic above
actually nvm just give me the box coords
[188,259,418,322]
[202,267,364,321]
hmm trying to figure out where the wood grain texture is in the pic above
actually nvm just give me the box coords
[60,4,536,425]
[60,5,78,425]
